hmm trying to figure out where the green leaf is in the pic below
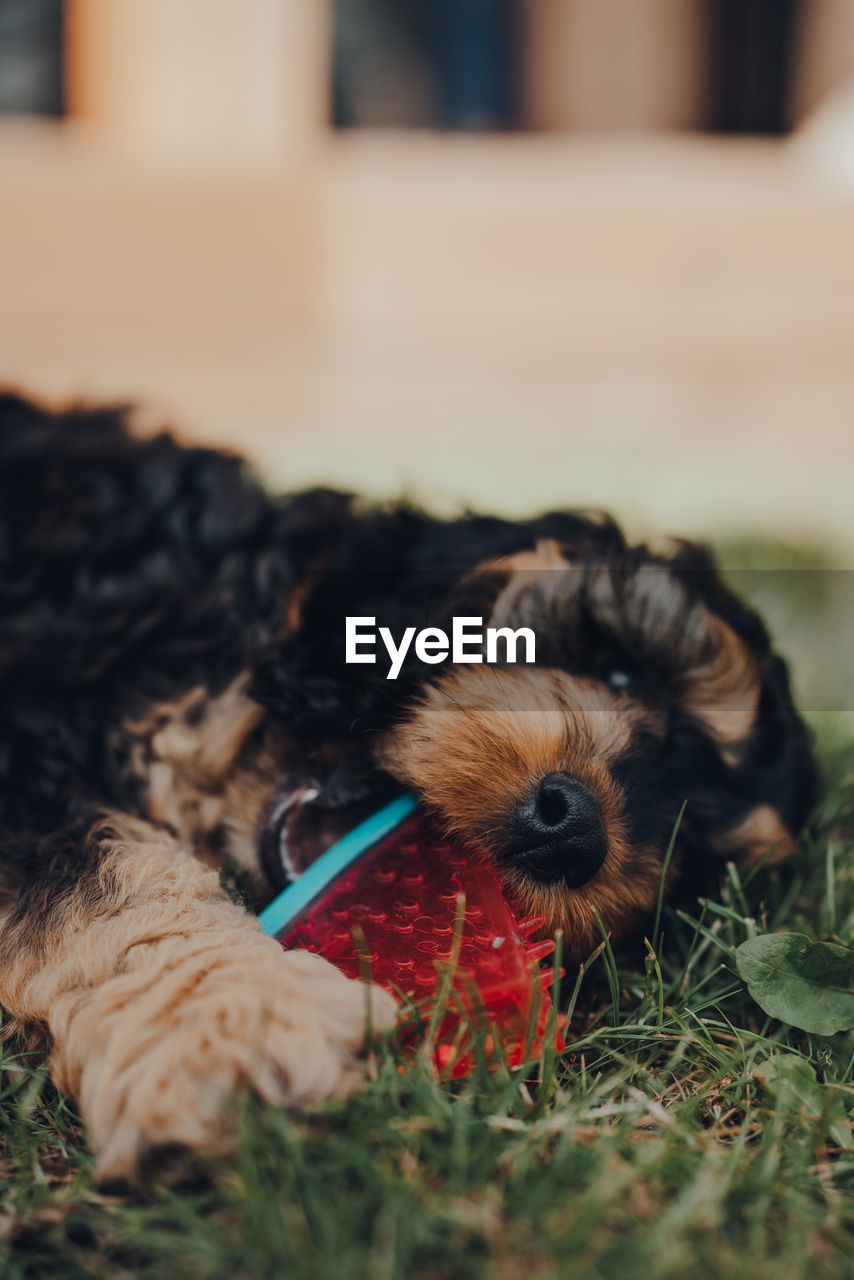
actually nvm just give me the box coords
[749,1053,823,1112]
[735,932,854,1035]
[750,1054,854,1145]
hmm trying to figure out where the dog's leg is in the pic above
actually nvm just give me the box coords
[0,814,397,1182]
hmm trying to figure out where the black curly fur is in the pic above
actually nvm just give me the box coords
[0,393,348,845]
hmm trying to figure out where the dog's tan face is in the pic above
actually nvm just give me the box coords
[375,664,656,956]
[370,543,804,959]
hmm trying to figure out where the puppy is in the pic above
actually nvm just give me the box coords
[0,393,817,1181]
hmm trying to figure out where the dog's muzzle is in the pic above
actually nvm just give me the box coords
[500,772,608,888]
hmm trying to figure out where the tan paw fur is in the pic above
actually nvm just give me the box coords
[67,941,397,1183]
[0,816,396,1185]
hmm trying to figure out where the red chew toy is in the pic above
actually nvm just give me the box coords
[272,806,564,1076]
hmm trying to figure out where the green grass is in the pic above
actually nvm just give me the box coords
[2,557,854,1278]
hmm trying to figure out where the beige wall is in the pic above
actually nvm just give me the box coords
[2,121,852,555]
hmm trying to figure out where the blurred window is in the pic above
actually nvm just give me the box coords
[0,0,64,116]
[332,0,805,135]
[333,0,519,130]
[708,0,801,134]
[0,1,823,139]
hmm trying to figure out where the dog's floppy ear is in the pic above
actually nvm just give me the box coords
[652,538,818,867]
[706,652,819,865]
[664,541,819,866]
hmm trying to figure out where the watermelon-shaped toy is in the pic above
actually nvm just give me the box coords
[259,796,564,1076]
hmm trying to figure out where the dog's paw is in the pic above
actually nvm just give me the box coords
[65,941,397,1184]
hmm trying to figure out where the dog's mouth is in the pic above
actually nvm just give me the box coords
[259,777,395,893]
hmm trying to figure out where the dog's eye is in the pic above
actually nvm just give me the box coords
[606,669,632,691]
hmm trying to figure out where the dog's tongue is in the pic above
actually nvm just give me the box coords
[261,783,384,891]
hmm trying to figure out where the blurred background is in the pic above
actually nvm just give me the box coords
[1,0,853,575]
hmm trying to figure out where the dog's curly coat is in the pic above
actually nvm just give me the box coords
[0,393,817,1180]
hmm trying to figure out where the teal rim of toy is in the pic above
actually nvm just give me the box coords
[258,793,417,938]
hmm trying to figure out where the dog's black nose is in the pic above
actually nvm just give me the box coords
[505,773,608,888]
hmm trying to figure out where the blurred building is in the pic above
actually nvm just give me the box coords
[0,0,853,558]
[4,2,854,142]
